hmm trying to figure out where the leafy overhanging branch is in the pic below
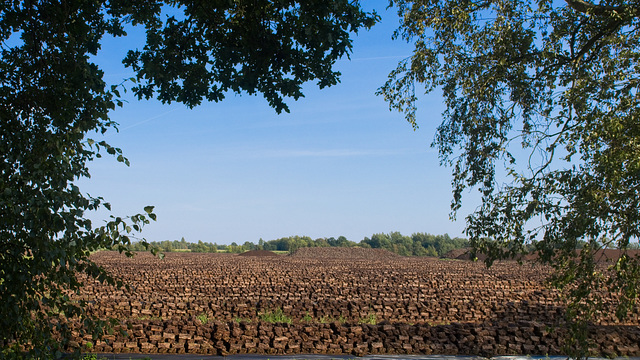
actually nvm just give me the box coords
[564,0,636,17]
[380,0,640,358]
[1,1,377,357]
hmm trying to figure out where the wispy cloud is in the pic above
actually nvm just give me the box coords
[217,147,426,161]
[262,148,399,158]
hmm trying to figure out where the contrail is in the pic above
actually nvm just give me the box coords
[120,107,181,131]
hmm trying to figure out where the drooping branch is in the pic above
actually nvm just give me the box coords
[573,18,625,64]
[564,0,628,16]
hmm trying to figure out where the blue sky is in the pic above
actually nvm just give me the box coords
[80,2,479,245]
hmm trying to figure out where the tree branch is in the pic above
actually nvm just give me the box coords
[564,0,627,16]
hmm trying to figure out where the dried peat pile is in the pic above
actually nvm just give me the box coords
[442,248,474,260]
[67,251,640,357]
[238,249,279,257]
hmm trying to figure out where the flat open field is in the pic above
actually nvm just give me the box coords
[74,250,640,357]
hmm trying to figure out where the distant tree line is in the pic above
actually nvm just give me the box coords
[125,232,469,257]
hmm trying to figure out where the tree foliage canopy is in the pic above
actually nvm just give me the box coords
[0,1,376,357]
[379,0,640,356]
[130,232,468,257]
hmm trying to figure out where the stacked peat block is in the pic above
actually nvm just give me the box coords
[85,319,640,357]
[73,251,640,356]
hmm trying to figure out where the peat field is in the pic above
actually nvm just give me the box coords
[69,249,640,357]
